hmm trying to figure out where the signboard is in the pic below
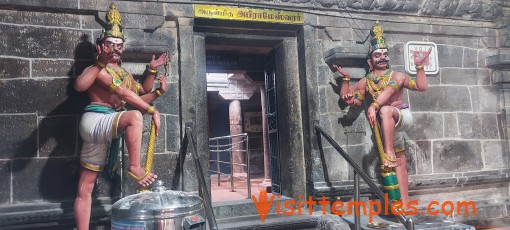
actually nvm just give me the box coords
[194,5,304,24]
[206,53,238,67]
[244,112,263,132]
[404,41,439,75]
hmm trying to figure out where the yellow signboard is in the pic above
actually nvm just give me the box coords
[194,5,304,24]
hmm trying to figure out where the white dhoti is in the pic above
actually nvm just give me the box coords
[393,107,413,152]
[79,110,124,171]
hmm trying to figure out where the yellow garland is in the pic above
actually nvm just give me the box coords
[140,121,156,192]
[372,119,396,172]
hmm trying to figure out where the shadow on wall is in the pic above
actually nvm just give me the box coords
[319,74,389,185]
[9,34,120,206]
[316,80,366,186]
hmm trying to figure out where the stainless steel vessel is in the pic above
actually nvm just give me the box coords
[111,181,205,230]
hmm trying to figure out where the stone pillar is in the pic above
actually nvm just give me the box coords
[229,100,245,174]
[275,38,306,199]
[488,4,510,169]
[180,31,209,192]
[260,86,272,189]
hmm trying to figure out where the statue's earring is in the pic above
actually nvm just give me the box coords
[386,64,390,69]
[118,58,123,66]
[369,64,373,72]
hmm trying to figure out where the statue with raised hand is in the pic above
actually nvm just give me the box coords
[336,21,431,211]
[73,3,169,229]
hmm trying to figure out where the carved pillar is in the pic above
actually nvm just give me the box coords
[207,72,259,176]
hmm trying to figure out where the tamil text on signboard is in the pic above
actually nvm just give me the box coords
[194,5,304,24]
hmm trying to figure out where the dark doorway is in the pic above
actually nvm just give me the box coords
[205,41,280,201]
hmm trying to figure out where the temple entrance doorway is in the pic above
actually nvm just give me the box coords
[205,41,280,202]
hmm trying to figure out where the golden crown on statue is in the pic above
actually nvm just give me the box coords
[100,3,124,41]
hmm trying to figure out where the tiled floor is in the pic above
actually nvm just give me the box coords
[210,173,269,202]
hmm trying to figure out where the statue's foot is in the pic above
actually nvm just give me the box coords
[383,151,397,167]
[128,166,157,187]
[383,160,396,168]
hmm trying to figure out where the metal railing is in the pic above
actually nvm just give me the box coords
[179,125,219,230]
[209,133,251,199]
[314,124,414,230]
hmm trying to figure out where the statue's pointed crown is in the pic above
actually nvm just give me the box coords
[368,20,387,55]
[100,3,124,41]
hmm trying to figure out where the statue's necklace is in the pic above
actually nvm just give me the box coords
[366,69,392,99]
[368,69,392,84]
[106,65,132,91]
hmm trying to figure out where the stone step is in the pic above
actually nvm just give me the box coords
[217,214,318,230]
[216,213,350,230]
[452,198,510,223]
[0,201,110,230]
[462,216,510,229]
[212,193,293,219]
[352,197,510,226]
[211,195,510,229]
[341,215,474,230]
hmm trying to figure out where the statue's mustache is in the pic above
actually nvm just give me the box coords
[376,58,389,64]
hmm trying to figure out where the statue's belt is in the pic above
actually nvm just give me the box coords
[84,104,116,114]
